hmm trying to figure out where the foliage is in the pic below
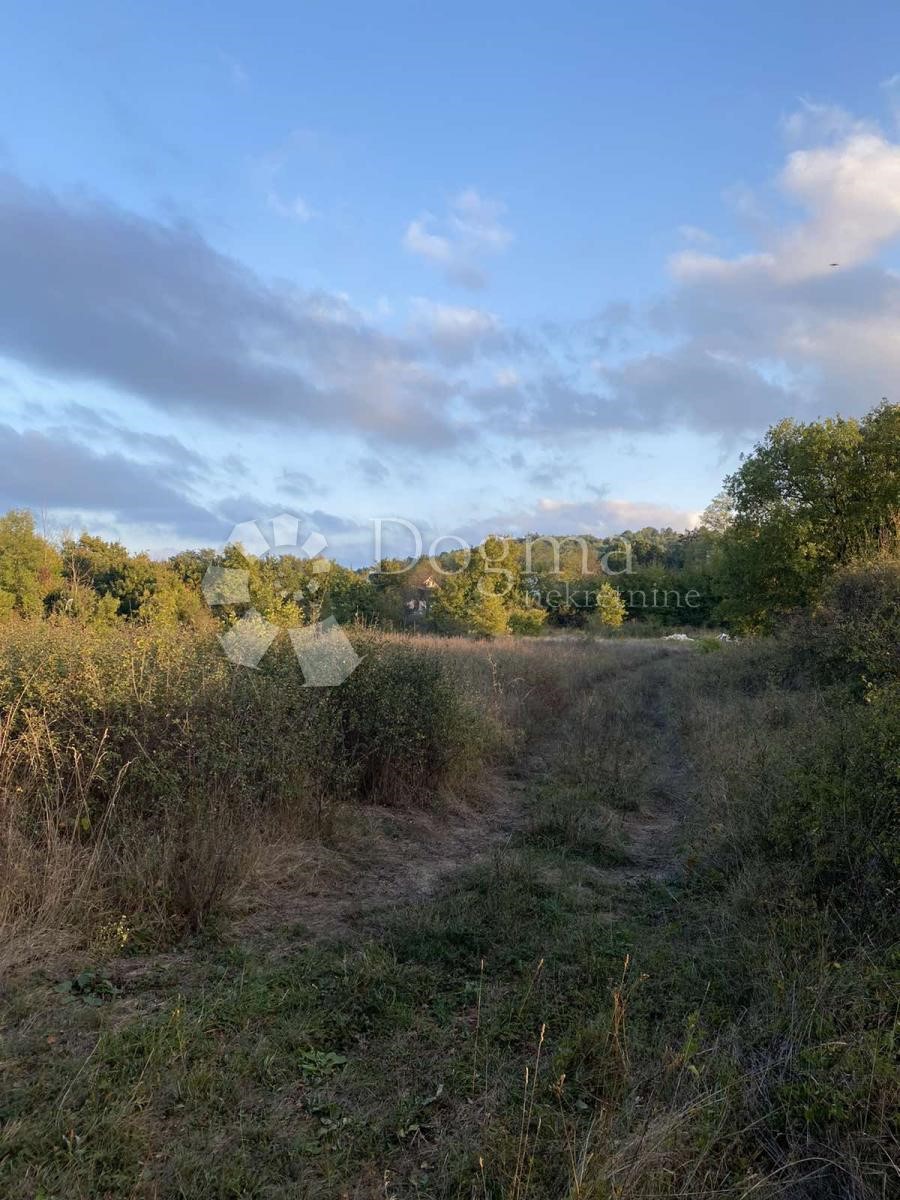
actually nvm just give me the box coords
[429,535,519,636]
[2,400,898,1195]
[719,401,900,629]
[0,622,492,943]
[56,969,120,1007]
[2,623,895,1198]
[798,552,900,696]
[0,402,896,640]
[590,580,626,627]
[507,604,547,635]
[0,510,59,617]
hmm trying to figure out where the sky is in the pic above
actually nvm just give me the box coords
[2,1,900,565]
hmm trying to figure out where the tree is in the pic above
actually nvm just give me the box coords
[719,403,900,629]
[217,543,303,628]
[323,564,382,626]
[168,548,219,588]
[592,582,626,628]
[508,605,548,635]
[700,492,733,534]
[0,510,59,617]
[60,533,131,614]
[140,565,206,627]
[429,537,517,636]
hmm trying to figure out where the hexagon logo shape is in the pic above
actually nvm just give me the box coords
[201,565,252,607]
[224,514,329,564]
[217,609,280,669]
[288,617,361,687]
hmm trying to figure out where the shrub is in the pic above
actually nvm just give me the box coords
[0,621,490,950]
[507,606,547,635]
[324,632,480,803]
[696,635,723,652]
[799,555,900,696]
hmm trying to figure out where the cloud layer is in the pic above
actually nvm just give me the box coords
[0,423,220,536]
[4,100,900,549]
[0,173,455,447]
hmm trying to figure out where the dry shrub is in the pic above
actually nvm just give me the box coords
[0,621,500,957]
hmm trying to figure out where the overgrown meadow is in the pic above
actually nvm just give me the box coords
[0,620,508,955]
[1,552,897,1198]
[1,403,898,1197]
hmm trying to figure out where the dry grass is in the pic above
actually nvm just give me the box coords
[0,621,677,968]
[1,608,895,1199]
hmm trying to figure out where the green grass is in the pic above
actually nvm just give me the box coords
[11,811,888,1199]
[1,605,897,1198]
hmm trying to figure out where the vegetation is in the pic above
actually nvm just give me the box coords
[0,623,494,949]
[719,401,900,631]
[0,402,897,1197]
[0,405,896,637]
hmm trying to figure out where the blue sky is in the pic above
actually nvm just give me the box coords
[2,1,900,563]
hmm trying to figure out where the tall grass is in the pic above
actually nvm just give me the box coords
[553,561,900,1199]
[0,622,490,957]
[0,620,670,962]
[2,576,895,1197]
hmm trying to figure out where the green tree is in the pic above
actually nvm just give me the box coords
[140,565,207,627]
[592,582,626,628]
[0,510,59,617]
[719,403,900,629]
[508,604,548,635]
[217,543,303,628]
[430,536,517,636]
[60,534,131,615]
[700,491,734,534]
[168,548,219,588]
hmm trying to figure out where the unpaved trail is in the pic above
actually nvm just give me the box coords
[234,772,531,947]
[600,675,689,887]
[235,653,688,950]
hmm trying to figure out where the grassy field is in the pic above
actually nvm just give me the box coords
[0,611,897,1197]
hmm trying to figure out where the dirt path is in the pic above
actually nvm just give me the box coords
[602,679,689,886]
[234,771,530,948]
[235,656,688,950]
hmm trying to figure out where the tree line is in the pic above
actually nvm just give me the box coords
[1,402,897,636]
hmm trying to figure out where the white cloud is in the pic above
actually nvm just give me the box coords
[403,218,452,264]
[536,497,698,532]
[449,188,513,252]
[455,495,697,545]
[403,188,512,288]
[471,101,900,442]
[780,99,872,145]
[674,124,900,283]
[412,298,498,338]
[218,50,249,90]
[268,191,315,222]
[410,298,508,364]
[778,132,900,277]
[677,224,717,248]
[640,107,900,431]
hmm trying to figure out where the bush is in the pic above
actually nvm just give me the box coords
[696,635,723,652]
[799,556,900,697]
[0,621,488,948]
[324,632,479,803]
[507,606,547,636]
[764,700,899,920]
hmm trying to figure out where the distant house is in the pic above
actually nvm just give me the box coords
[404,574,438,619]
